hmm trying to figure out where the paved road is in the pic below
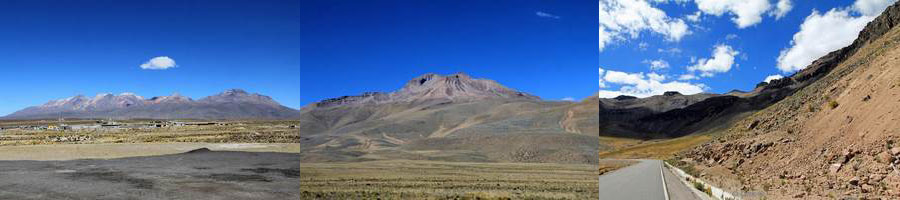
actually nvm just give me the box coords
[598,159,700,200]
[663,163,705,200]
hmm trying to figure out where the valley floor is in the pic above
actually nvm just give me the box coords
[300,159,613,199]
[0,142,298,160]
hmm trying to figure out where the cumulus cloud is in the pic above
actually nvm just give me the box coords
[536,11,561,19]
[685,11,703,22]
[854,0,899,16]
[638,42,650,50]
[771,0,793,19]
[678,74,699,80]
[763,74,784,83]
[694,0,793,28]
[687,44,739,77]
[599,67,607,88]
[644,59,670,70]
[140,56,177,70]
[651,0,690,4]
[776,9,874,72]
[597,67,706,98]
[561,97,576,101]
[694,0,771,28]
[725,34,739,40]
[599,0,690,51]
[658,47,683,55]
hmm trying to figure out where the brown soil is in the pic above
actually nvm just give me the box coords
[678,11,900,199]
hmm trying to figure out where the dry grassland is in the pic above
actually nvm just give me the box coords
[301,160,608,199]
[0,120,299,146]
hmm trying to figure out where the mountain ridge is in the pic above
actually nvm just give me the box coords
[3,89,300,120]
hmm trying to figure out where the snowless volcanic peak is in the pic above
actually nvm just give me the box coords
[395,73,538,100]
[199,88,281,106]
[149,93,192,104]
[316,73,540,107]
[315,73,539,107]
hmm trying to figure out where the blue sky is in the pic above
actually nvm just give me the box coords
[300,0,598,106]
[0,0,301,115]
[598,0,896,98]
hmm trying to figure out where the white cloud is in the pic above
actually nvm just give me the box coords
[694,0,772,28]
[647,73,667,81]
[770,0,793,19]
[561,97,576,101]
[605,70,647,84]
[776,8,874,72]
[638,42,650,50]
[854,0,899,16]
[599,0,690,51]
[599,67,607,88]
[678,74,699,80]
[140,56,177,70]
[687,44,739,77]
[597,67,706,98]
[725,34,739,40]
[536,11,561,19]
[651,0,690,4]
[763,74,784,83]
[644,59,670,70]
[658,47,683,55]
[686,11,702,22]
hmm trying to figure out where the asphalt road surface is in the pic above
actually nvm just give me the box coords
[598,159,700,200]
[0,148,299,200]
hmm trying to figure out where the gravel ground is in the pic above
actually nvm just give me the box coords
[0,148,299,200]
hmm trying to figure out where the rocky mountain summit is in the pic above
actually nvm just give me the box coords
[4,89,299,119]
[314,73,538,107]
[671,2,900,199]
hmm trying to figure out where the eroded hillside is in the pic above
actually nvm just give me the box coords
[676,2,900,199]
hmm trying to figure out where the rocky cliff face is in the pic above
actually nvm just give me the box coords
[4,89,300,119]
[675,2,900,199]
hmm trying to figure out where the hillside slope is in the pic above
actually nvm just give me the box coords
[299,73,600,164]
[677,3,900,199]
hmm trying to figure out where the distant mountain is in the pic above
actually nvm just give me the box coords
[3,89,300,120]
[313,73,539,108]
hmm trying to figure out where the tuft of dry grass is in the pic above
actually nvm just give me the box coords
[827,100,840,109]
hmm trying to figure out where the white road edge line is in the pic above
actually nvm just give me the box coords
[660,161,670,200]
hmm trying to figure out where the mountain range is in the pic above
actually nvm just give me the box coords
[3,89,300,120]
[299,73,600,164]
